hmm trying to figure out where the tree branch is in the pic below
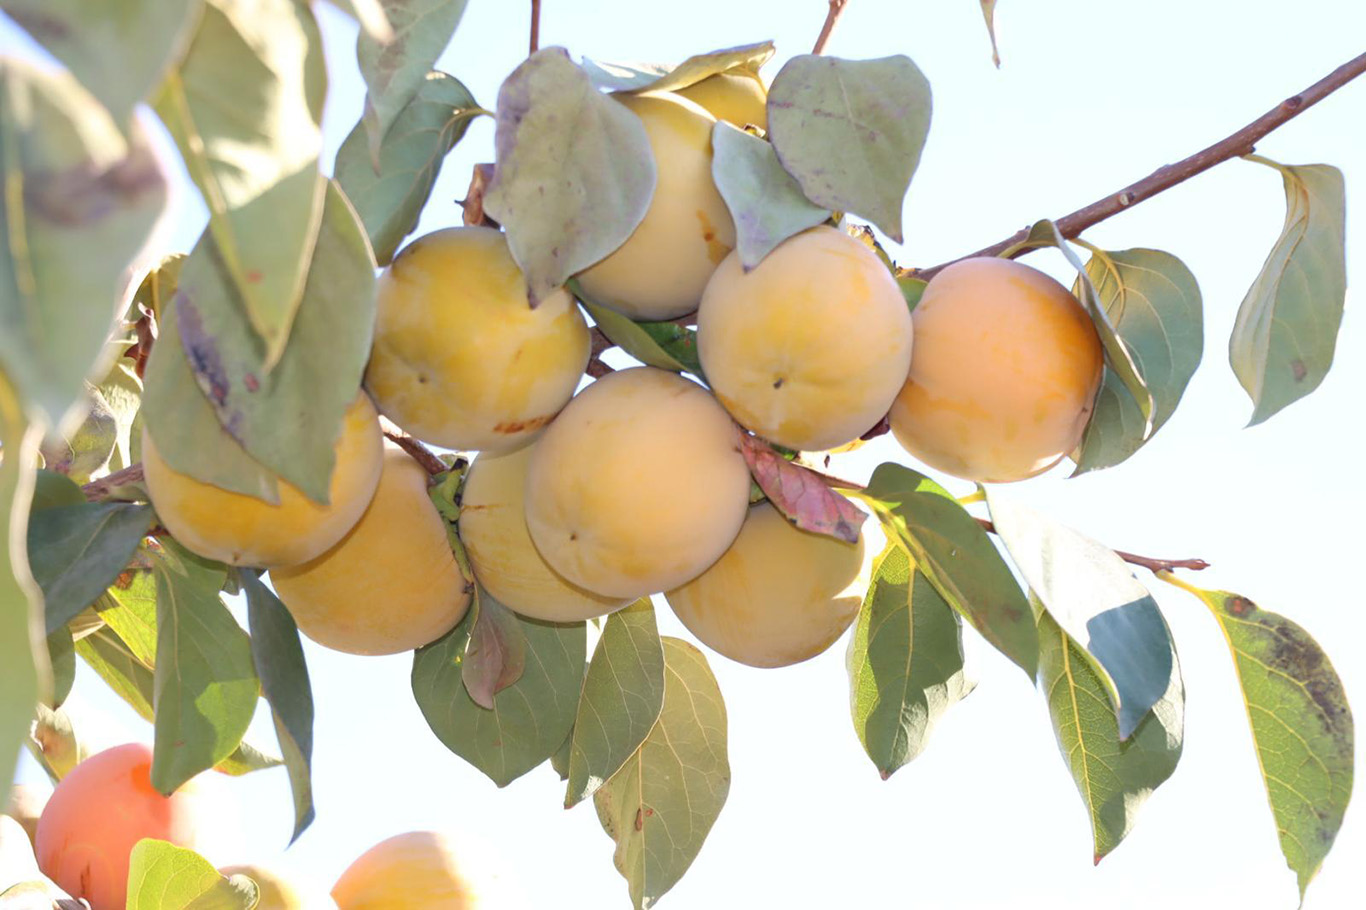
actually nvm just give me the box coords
[529,0,541,56]
[812,0,849,55]
[383,429,448,477]
[587,326,615,377]
[916,50,1366,279]
[81,464,145,502]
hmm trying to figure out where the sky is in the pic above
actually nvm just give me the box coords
[6,0,1366,907]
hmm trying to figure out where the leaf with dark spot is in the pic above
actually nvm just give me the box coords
[462,589,528,710]
[739,434,864,543]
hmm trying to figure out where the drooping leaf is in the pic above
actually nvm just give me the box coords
[335,70,484,265]
[980,1,1002,67]
[847,544,972,779]
[358,0,471,160]
[28,502,154,633]
[739,434,865,543]
[985,489,1173,739]
[484,48,657,304]
[170,180,376,503]
[861,463,1037,677]
[581,41,775,94]
[76,625,156,721]
[461,590,528,711]
[125,839,259,910]
[1230,159,1346,425]
[1036,600,1184,862]
[46,627,74,709]
[767,55,930,243]
[149,540,259,795]
[154,0,327,366]
[29,703,86,780]
[0,60,168,425]
[412,607,585,787]
[242,572,315,843]
[549,725,574,782]
[567,601,665,807]
[39,383,119,482]
[210,738,282,776]
[1074,248,1203,473]
[576,290,703,376]
[1160,576,1353,899]
[711,123,831,270]
[31,471,85,512]
[96,548,159,665]
[594,638,729,910]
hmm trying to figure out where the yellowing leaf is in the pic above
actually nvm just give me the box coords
[125,839,258,910]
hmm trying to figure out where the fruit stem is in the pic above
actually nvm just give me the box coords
[975,516,1210,575]
[529,0,541,56]
[813,0,850,55]
[383,429,448,477]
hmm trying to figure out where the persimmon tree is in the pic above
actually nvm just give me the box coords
[0,1,1358,908]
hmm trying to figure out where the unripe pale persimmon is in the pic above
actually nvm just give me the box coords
[6,785,46,846]
[365,226,590,454]
[698,225,913,451]
[676,71,768,129]
[1,813,40,893]
[332,831,478,910]
[574,93,736,320]
[219,864,337,910]
[890,257,1104,482]
[35,743,207,910]
[459,445,628,622]
[666,502,865,668]
[142,393,382,568]
[525,368,751,599]
[270,444,471,656]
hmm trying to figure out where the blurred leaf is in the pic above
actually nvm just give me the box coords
[567,601,665,808]
[358,0,470,160]
[125,839,259,910]
[30,471,84,512]
[862,463,1037,677]
[576,292,702,376]
[211,739,281,776]
[1161,577,1353,899]
[0,878,88,907]
[1230,159,1346,425]
[711,123,830,270]
[29,704,86,781]
[1036,599,1184,862]
[76,626,156,720]
[28,502,154,633]
[94,361,145,474]
[581,41,775,93]
[149,540,258,795]
[740,435,864,543]
[484,48,657,304]
[1074,248,1203,473]
[412,607,585,787]
[0,61,168,425]
[847,544,971,779]
[594,638,728,910]
[980,1,1002,67]
[767,55,930,243]
[335,71,484,265]
[328,0,393,43]
[898,274,927,311]
[986,490,1172,739]
[170,180,375,503]
[96,548,159,664]
[39,383,118,483]
[242,571,315,843]
[45,628,74,709]
[461,589,527,710]
[154,0,327,366]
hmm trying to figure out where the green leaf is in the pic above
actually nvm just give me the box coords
[581,41,775,94]
[27,502,154,633]
[242,572,316,843]
[329,0,393,43]
[0,60,168,425]
[1036,600,1183,862]
[412,607,585,787]
[549,725,574,781]
[358,0,470,160]
[96,548,159,665]
[567,600,665,808]
[39,383,119,483]
[594,638,729,910]
[899,274,927,311]
[31,470,85,512]
[0,405,44,794]
[169,179,376,503]
[1161,576,1353,900]
[210,738,281,776]
[154,0,327,366]
[985,489,1173,740]
[847,544,972,779]
[150,540,259,795]
[980,1,1002,67]
[93,360,145,474]
[484,48,657,305]
[46,627,74,709]
[575,292,703,376]
[767,55,931,243]
[76,625,156,720]
[461,590,528,711]
[125,839,259,910]
[710,122,831,270]
[335,70,484,265]
[1073,248,1203,473]
[1230,159,1346,425]
[862,463,1037,677]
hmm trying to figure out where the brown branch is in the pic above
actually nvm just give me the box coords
[973,517,1208,574]
[587,326,616,377]
[812,0,849,55]
[529,0,541,56]
[383,429,447,476]
[81,464,145,502]
[917,50,1366,279]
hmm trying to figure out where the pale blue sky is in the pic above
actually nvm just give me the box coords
[7,1,1366,907]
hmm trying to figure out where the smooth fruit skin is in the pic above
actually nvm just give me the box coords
[889,257,1104,482]
[34,743,205,910]
[219,864,337,909]
[676,71,768,129]
[1,813,41,893]
[459,446,628,622]
[574,93,736,320]
[666,502,865,668]
[271,444,471,656]
[332,832,478,910]
[142,392,382,568]
[698,226,914,451]
[525,368,751,599]
[365,226,589,454]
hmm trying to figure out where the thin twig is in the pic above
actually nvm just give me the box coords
[812,0,849,55]
[81,464,145,502]
[975,517,1208,574]
[587,326,616,377]
[529,0,541,56]
[916,51,1366,279]
[383,429,447,476]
